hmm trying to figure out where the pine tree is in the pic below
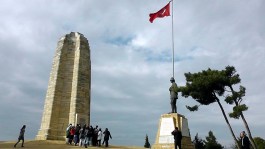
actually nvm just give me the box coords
[181,68,240,148]
[204,131,223,149]
[144,134,151,148]
[253,137,265,149]
[223,66,257,149]
[193,133,205,149]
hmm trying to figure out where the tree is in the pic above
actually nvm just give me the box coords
[204,131,223,149]
[253,137,265,149]
[193,133,205,149]
[180,68,240,148]
[222,66,257,149]
[144,134,151,148]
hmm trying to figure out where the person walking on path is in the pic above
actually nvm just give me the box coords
[103,128,112,147]
[14,125,26,148]
[171,127,182,149]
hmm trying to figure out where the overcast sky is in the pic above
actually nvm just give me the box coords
[0,0,264,147]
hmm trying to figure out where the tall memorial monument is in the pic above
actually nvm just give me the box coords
[36,32,91,140]
[152,78,194,149]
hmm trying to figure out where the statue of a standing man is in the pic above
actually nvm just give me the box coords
[169,77,178,113]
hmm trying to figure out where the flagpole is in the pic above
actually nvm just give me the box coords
[171,0,175,78]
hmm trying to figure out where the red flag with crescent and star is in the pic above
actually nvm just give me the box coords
[149,2,170,23]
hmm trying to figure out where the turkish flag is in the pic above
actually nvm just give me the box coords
[149,3,170,23]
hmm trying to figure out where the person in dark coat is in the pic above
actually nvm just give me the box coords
[171,127,182,149]
[65,124,72,144]
[79,124,86,147]
[14,125,26,148]
[103,128,112,147]
[87,126,94,146]
[240,131,250,149]
[74,124,81,146]
[93,125,99,146]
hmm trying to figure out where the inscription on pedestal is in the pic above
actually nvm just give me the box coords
[159,117,175,143]
[153,113,195,149]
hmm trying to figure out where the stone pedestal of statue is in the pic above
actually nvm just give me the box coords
[152,113,194,149]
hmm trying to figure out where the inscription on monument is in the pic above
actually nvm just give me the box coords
[159,117,175,143]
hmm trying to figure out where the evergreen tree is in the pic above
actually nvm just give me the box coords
[144,134,151,148]
[223,66,257,149]
[180,66,257,148]
[253,137,265,149]
[193,133,205,149]
[204,131,223,149]
[180,68,240,148]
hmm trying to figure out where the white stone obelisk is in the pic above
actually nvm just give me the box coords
[36,32,91,140]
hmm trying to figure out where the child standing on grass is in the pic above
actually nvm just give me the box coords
[14,125,26,148]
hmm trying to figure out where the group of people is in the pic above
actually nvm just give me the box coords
[12,124,251,149]
[66,123,112,148]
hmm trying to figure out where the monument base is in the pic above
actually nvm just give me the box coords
[35,128,65,140]
[152,113,194,149]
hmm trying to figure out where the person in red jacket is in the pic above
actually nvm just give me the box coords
[68,126,76,145]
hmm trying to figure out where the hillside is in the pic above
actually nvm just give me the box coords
[0,140,147,149]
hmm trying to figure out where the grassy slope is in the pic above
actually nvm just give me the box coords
[0,140,147,149]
